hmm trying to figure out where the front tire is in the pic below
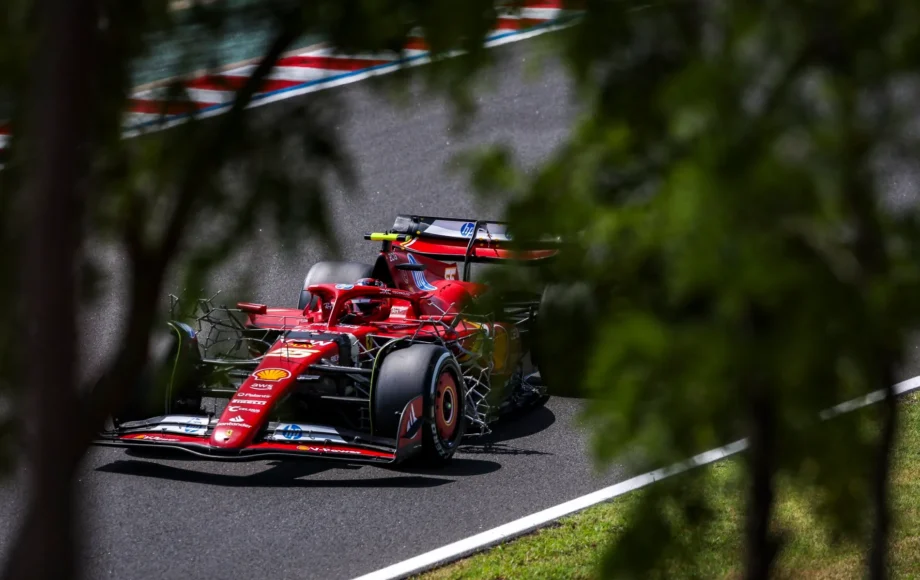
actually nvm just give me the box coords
[115,322,203,423]
[373,344,467,466]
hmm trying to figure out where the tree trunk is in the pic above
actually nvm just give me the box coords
[3,10,298,580]
[2,0,95,579]
[868,373,897,580]
[745,390,778,580]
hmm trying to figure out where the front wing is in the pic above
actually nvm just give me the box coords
[93,396,425,465]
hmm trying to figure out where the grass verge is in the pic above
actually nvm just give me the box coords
[420,393,920,579]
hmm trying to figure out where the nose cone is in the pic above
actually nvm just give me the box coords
[209,373,286,448]
[209,393,271,448]
[208,339,337,449]
[210,423,250,447]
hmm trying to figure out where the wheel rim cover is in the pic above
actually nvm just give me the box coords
[435,371,458,441]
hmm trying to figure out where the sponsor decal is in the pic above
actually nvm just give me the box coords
[388,253,399,262]
[250,383,273,391]
[296,445,362,455]
[232,399,266,406]
[285,340,332,349]
[427,219,512,241]
[236,392,271,399]
[323,302,333,311]
[228,415,245,423]
[335,283,354,290]
[218,421,252,429]
[227,405,260,413]
[132,434,180,442]
[444,266,458,281]
[253,368,291,381]
[380,288,414,298]
[281,424,303,440]
[391,305,408,316]
[183,417,208,434]
[264,347,319,359]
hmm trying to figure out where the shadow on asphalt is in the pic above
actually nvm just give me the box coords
[95,458,448,488]
[95,455,503,488]
[489,404,556,443]
[388,456,503,476]
[457,404,556,457]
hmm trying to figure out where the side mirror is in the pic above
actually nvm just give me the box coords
[237,302,267,315]
[396,263,426,272]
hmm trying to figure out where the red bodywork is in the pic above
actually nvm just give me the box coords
[102,241,533,463]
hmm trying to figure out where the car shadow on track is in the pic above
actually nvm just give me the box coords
[94,455,502,488]
[457,404,557,457]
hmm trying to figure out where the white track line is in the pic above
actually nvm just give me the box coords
[353,375,920,580]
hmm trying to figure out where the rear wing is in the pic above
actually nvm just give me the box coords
[365,215,561,279]
[393,215,514,242]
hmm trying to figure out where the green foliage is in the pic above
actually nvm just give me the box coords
[420,395,920,579]
[469,0,920,575]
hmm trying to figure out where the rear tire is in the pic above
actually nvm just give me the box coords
[533,283,597,398]
[297,261,374,310]
[373,344,466,466]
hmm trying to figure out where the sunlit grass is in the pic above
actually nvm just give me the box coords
[420,393,920,579]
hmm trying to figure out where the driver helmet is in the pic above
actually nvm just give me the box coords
[355,277,386,288]
[348,278,390,323]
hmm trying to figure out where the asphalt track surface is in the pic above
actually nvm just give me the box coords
[0,39,631,579]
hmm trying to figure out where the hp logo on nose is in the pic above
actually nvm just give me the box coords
[282,425,303,440]
[460,222,475,237]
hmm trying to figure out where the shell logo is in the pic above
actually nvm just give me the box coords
[253,368,291,381]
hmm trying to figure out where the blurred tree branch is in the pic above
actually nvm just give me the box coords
[0,2,509,580]
[77,12,305,462]
[471,1,920,578]
[3,0,96,578]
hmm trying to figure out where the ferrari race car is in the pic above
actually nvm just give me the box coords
[95,215,560,466]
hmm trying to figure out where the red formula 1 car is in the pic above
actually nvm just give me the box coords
[95,215,559,466]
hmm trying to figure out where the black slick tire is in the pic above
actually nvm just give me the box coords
[115,322,203,423]
[373,344,466,467]
[533,282,597,398]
